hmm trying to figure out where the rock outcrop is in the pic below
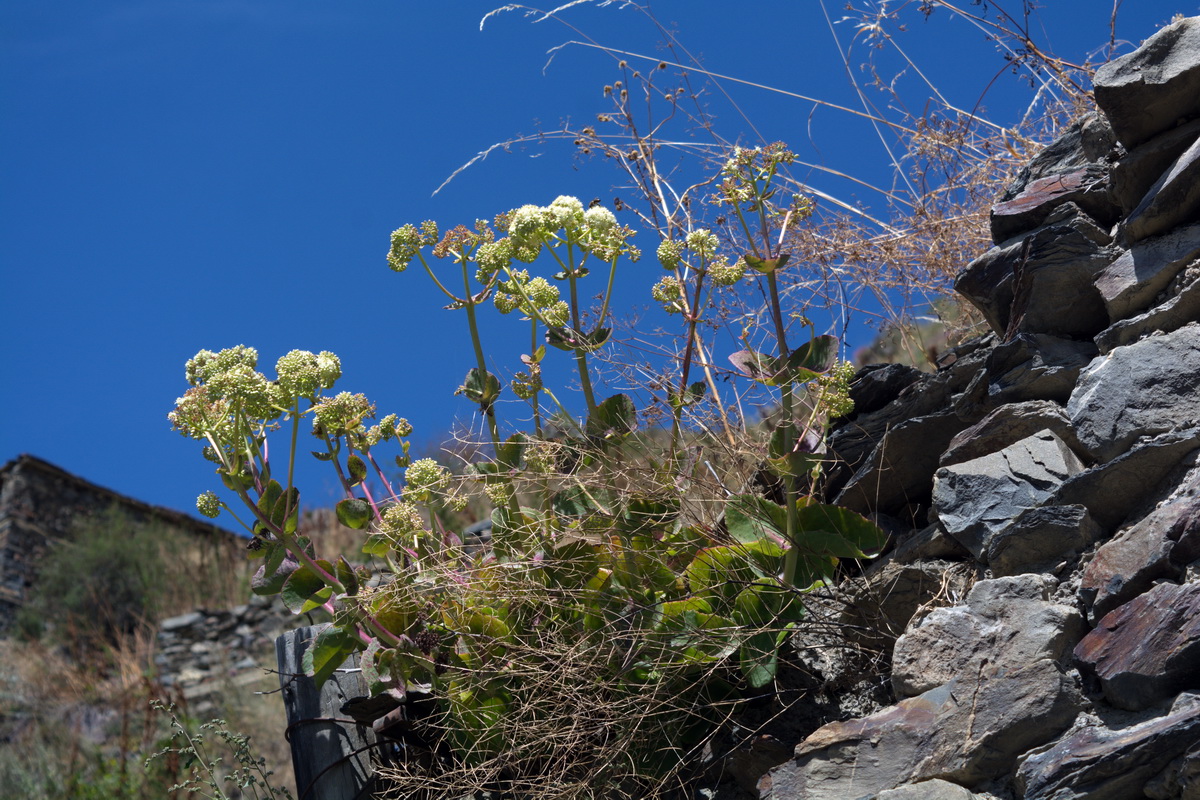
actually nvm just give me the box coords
[762,15,1200,800]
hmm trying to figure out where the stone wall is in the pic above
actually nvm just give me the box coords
[0,453,244,630]
[154,596,296,716]
[759,15,1200,800]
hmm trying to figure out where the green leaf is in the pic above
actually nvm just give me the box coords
[496,433,525,471]
[302,626,358,689]
[347,455,367,487]
[250,548,297,596]
[778,335,839,384]
[311,450,335,462]
[457,368,502,411]
[336,498,372,530]
[740,630,783,688]
[336,556,359,596]
[281,561,333,613]
[586,393,636,439]
[794,503,888,556]
[728,348,779,384]
[362,533,391,557]
[270,486,300,534]
[744,253,791,274]
[726,494,788,544]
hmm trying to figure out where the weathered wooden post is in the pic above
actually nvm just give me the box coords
[276,625,376,800]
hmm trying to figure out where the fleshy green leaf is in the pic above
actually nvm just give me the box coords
[281,560,333,613]
[457,368,502,410]
[336,498,372,530]
[302,626,358,689]
[586,393,635,439]
[347,455,367,487]
[726,494,788,544]
[336,556,359,596]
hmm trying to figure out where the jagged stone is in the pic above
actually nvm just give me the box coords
[983,334,1098,405]
[1048,428,1200,532]
[1094,15,1200,149]
[1145,738,1200,799]
[1081,469,1200,623]
[1112,118,1200,212]
[932,430,1086,560]
[889,522,974,564]
[891,575,1081,698]
[987,504,1102,577]
[1075,581,1200,711]
[848,363,924,417]
[1016,695,1200,799]
[826,339,993,502]
[763,578,1084,796]
[991,164,1118,245]
[1095,257,1200,353]
[872,779,981,799]
[941,401,1085,468]
[842,559,967,651]
[836,411,979,522]
[1096,223,1200,321]
[1068,323,1200,463]
[956,206,1113,338]
[1125,133,1200,243]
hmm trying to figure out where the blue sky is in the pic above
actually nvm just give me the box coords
[0,1,1188,525]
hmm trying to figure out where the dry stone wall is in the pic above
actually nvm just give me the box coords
[761,15,1200,800]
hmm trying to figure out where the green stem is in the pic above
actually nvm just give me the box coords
[462,262,503,455]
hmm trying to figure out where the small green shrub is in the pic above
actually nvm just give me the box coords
[170,144,885,798]
[18,508,167,647]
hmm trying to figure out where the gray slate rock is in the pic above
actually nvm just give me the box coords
[872,779,980,800]
[1081,467,1200,623]
[1125,131,1200,243]
[957,206,1113,338]
[941,401,1085,468]
[1096,222,1200,322]
[836,411,979,521]
[826,338,993,502]
[1095,257,1200,353]
[983,334,1098,405]
[990,163,1118,245]
[1017,696,1200,799]
[987,504,1102,577]
[1068,323,1200,463]
[892,575,1081,699]
[1048,427,1200,532]
[760,658,1078,799]
[1075,581,1200,711]
[932,430,1086,560]
[848,363,924,417]
[1094,15,1200,149]
[1111,118,1200,213]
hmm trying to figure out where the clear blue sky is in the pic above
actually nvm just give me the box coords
[0,1,1187,524]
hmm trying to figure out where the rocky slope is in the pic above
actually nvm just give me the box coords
[760,15,1200,800]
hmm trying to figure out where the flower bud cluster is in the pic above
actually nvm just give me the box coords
[312,391,376,444]
[510,363,542,401]
[813,360,857,420]
[651,276,685,314]
[524,439,562,474]
[196,490,222,519]
[276,350,341,401]
[381,500,427,543]
[494,270,570,326]
[387,221,439,272]
[367,413,413,446]
[405,458,451,503]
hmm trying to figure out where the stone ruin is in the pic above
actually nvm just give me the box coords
[0,453,243,629]
[755,15,1200,800]
[0,453,291,712]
